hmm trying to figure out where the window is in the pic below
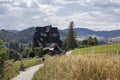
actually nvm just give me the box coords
[41,33,47,36]
[53,33,58,37]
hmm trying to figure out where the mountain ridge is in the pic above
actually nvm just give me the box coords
[60,28,120,37]
[0,27,120,43]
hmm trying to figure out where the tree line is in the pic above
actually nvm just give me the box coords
[79,36,98,48]
[64,21,98,51]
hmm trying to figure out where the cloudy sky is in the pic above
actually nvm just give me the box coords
[0,0,120,31]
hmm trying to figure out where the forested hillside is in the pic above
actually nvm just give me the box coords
[0,27,120,44]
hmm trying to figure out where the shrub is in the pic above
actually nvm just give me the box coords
[22,48,31,58]
[7,49,21,61]
[34,47,43,57]
[0,49,8,75]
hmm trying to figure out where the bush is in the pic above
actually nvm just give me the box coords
[0,49,8,75]
[0,61,18,80]
[34,47,43,57]
[0,58,42,80]
[7,49,21,61]
[22,48,31,58]
[80,37,98,48]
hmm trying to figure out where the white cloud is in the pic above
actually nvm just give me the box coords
[5,0,62,16]
[0,0,120,31]
[36,1,65,15]
[32,15,40,19]
[43,10,120,30]
[53,0,91,5]
[12,0,32,8]
[37,4,59,15]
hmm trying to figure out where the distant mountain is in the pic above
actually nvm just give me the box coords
[96,30,120,38]
[58,30,66,37]
[7,30,19,33]
[0,27,35,44]
[0,29,16,42]
[16,27,35,43]
[0,27,120,44]
[60,28,120,38]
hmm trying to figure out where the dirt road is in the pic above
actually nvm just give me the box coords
[65,50,72,56]
[11,64,44,80]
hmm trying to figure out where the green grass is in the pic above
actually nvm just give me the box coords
[13,58,41,70]
[73,43,120,55]
[0,58,41,80]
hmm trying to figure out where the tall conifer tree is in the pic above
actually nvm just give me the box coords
[64,21,77,50]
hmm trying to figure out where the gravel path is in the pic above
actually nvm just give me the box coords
[11,64,44,80]
[65,50,72,56]
[11,50,72,80]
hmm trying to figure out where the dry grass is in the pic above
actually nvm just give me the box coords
[33,55,120,80]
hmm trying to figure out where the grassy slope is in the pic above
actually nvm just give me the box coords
[32,55,120,80]
[0,58,41,80]
[73,43,120,55]
[13,58,41,70]
[32,43,120,80]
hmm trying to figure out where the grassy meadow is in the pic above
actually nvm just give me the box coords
[32,55,120,80]
[32,43,120,80]
[0,58,41,80]
[13,58,41,69]
[73,43,120,55]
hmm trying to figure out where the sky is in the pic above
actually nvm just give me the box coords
[0,0,120,31]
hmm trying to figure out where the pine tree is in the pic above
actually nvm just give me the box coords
[64,21,77,50]
[63,39,67,50]
[93,37,98,45]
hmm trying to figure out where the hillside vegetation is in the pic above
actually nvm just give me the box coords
[0,27,35,44]
[32,43,120,80]
[73,43,120,55]
[1,27,120,44]
[32,55,120,80]
[0,58,41,80]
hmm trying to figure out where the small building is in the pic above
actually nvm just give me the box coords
[33,25,63,55]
